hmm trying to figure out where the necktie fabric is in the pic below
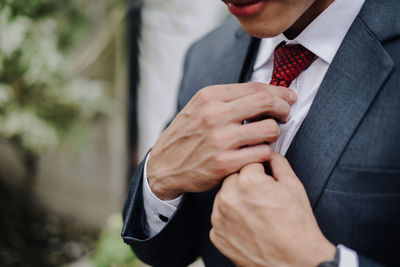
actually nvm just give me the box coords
[270,42,316,88]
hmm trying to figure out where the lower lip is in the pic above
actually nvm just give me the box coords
[227,1,264,17]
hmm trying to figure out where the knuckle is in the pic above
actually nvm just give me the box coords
[210,210,220,227]
[219,105,233,120]
[272,121,280,137]
[200,109,218,127]
[271,98,283,111]
[258,145,273,162]
[276,87,290,101]
[209,229,215,243]
[176,110,190,121]
[265,119,280,136]
[284,88,292,101]
[208,131,225,150]
[209,229,218,245]
[258,91,272,105]
[282,102,291,115]
[213,153,231,174]
[218,192,232,211]
[238,172,252,188]
[250,82,266,93]
[196,87,212,103]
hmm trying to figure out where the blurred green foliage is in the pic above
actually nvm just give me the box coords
[0,0,110,153]
[92,214,141,267]
[0,1,140,266]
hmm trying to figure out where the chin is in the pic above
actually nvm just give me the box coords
[237,19,288,38]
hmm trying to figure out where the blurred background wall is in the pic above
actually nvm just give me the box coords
[137,0,226,159]
[0,0,227,266]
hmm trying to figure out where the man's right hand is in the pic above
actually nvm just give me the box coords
[147,82,297,200]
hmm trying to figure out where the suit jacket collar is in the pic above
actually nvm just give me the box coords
[359,0,400,42]
[201,19,255,85]
[285,0,398,208]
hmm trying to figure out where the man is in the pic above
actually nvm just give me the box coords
[122,0,400,266]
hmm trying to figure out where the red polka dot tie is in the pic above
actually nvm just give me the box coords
[270,42,316,88]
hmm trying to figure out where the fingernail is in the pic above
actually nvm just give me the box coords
[289,91,297,104]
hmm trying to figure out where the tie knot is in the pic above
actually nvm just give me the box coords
[270,42,315,88]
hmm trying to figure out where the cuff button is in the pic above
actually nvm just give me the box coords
[159,214,169,222]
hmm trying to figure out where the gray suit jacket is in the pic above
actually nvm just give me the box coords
[122,0,400,266]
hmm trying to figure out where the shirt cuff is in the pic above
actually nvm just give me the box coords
[338,244,359,267]
[142,153,183,237]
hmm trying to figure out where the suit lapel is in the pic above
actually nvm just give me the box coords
[285,3,396,208]
[212,26,257,85]
[239,37,261,83]
[178,20,258,108]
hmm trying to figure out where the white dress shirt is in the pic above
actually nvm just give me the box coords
[142,0,366,265]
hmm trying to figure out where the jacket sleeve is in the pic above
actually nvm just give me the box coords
[121,155,198,266]
[121,42,200,266]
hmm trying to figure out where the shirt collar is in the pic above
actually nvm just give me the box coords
[253,0,366,70]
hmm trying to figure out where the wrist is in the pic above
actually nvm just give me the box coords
[317,247,339,267]
[310,239,337,267]
[147,175,183,200]
[299,237,336,267]
[146,152,184,200]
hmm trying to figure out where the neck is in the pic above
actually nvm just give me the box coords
[284,0,335,40]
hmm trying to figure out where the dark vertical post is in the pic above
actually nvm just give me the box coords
[126,0,141,181]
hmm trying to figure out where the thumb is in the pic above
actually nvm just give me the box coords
[269,151,297,184]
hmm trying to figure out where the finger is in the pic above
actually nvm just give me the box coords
[212,178,240,228]
[210,228,248,266]
[209,228,228,253]
[215,82,279,102]
[211,196,223,228]
[220,144,273,173]
[239,163,266,175]
[234,119,280,147]
[209,228,218,245]
[216,173,237,202]
[199,82,296,103]
[269,151,297,184]
[194,82,265,104]
[209,228,232,257]
[240,162,275,182]
[209,119,279,149]
[225,91,292,123]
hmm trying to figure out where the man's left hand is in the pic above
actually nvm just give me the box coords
[210,152,336,267]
